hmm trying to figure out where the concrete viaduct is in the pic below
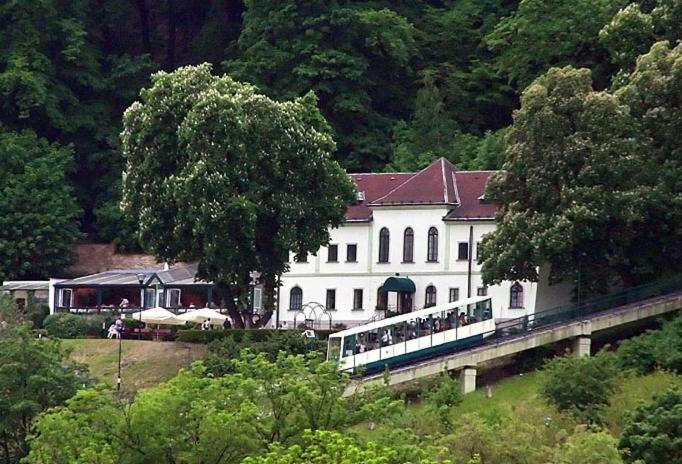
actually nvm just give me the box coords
[351,291,682,395]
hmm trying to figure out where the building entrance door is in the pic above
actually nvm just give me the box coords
[398,292,413,313]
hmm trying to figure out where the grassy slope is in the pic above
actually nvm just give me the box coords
[354,369,682,440]
[448,369,682,434]
[61,339,207,393]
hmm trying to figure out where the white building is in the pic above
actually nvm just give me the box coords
[278,158,542,328]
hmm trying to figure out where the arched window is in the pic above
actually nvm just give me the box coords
[378,227,390,263]
[425,285,437,308]
[510,282,524,308]
[427,227,438,262]
[403,227,414,262]
[377,286,388,310]
[290,286,303,310]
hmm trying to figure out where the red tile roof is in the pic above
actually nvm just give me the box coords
[346,173,414,221]
[444,171,498,220]
[345,158,498,222]
[371,158,460,206]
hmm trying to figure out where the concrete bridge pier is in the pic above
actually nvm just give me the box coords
[572,336,591,357]
[459,366,477,394]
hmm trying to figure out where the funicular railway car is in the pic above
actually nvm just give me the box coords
[327,296,495,374]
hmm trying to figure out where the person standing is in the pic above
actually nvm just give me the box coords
[114,316,124,339]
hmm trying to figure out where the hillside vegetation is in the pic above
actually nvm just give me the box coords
[61,339,206,393]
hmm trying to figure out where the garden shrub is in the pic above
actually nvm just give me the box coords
[82,315,112,337]
[44,313,87,339]
[203,330,327,376]
[27,304,50,329]
[616,315,682,374]
[618,387,682,463]
[422,372,463,428]
[541,350,620,423]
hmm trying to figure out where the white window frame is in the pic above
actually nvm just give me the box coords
[327,244,338,263]
[457,242,469,261]
[59,288,73,308]
[346,243,358,262]
[168,288,182,307]
[326,289,336,310]
[352,288,364,310]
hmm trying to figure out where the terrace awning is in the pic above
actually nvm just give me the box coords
[178,308,227,325]
[382,276,415,293]
[127,307,185,326]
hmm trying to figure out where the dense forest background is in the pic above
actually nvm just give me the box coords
[1,0,678,254]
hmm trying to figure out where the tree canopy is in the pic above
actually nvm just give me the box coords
[0,305,85,463]
[480,66,650,292]
[1,0,680,267]
[618,387,682,463]
[0,129,80,281]
[121,64,355,327]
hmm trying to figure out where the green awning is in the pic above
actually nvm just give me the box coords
[382,276,416,293]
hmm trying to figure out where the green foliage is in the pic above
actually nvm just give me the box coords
[0,324,85,462]
[25,388,123,464]
[618,387,682,463]
[600,4,656,70]
[436,413,549,463]
[552,427,624,464]
[4,0,679,248]
[43,313,87,339]
[481,65,653,294]
[600,0,682,73]
[0,128,80,281]
[27,304,50,330]
[423,372,463,429]
[203,330,326,376]
[541,351,620,423]
[614,41,682,278]
[121,64,355,328]
[26,351,403,464]
[486,0,624,90]
[242,429,440,464]
[617,315,682,374]
[226,1,417,170]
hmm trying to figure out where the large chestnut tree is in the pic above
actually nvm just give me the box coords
[121,64,355,327]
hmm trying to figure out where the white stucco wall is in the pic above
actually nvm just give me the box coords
[279,206,538,327]
[534,265,573,311]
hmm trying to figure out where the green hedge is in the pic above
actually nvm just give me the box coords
[44,313,88,338]
[176,328,337,344]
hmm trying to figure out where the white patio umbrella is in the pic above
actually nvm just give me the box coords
[127,307,186,326]
[178,307,228,325]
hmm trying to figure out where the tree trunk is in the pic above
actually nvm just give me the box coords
[135,0,152,55]
[218,283,244,329]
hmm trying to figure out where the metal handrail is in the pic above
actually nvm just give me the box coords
[484,274,682,342]
[361,274,682,379]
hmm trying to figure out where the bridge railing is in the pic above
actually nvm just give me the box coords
[491,274,682,340]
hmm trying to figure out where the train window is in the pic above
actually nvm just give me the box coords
[380,328,393,347]
[343,335,356,358]
[327,338,341,361]
[366,329,379,351]
[356,332,367,353]
[406,320,417,340]
[393,322,406,343]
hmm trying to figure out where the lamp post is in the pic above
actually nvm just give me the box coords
[248,270,262,329]
[137,273,145,340]
[115,317,123,393]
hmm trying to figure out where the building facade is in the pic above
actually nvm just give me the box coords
[278,158,539,328]
[48,264,217,315]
